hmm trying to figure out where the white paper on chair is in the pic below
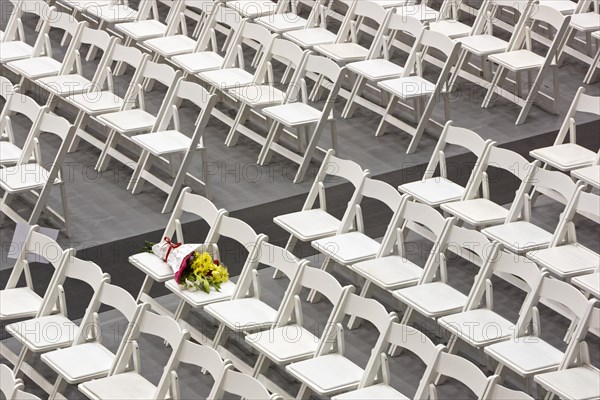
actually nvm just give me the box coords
[152,241,219,274]
[8,223,61,264]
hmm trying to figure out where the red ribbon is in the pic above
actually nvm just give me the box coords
[163,237,182,262]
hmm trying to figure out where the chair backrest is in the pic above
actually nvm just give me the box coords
[194,3,245,53]
[387,14,425,39]
[33,9,86,57]
[511,4,570,56]
[554,87,600,147]
[0,92,46,144]
[416,352,496,399]
[88,43,148,97]
[487,382,534,400]
[210,214,263,253]
[473,0,535,44]
[551,185,600,247]
[3,0,51,43]
[162,187,227,245]
[0,363,22,399]
[12,388,43,400]
[18,111,74,167]
[175,340,229,385]
[223,22,275,69]
[336,0,388,44]
[259,37,308,85]
[208,368,278,400]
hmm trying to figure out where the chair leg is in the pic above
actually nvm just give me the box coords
[296,384,311,400]
[273,235,298,279]
[212,324,226,349]
[330,119,338,154]
[130,150,151,194]
[59,183,70,238]
[341,75,366,119]
[307,256,331,303]
[67,111,88,153]
[375,95,396,137]
[258,122,284,166]
[516,66,547,125]
[482,66,507,108]
[49,376,68,400]
[407,94,436,154]
[389,307,414,356]
[224,103,251,147]
[584,46,600,84]
[252,353,270,378]
[136,276,155,303]
[347,280,373,330]
[448,49,469,92]
[95,130,119,172]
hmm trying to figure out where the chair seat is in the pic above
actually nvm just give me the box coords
[205,298,278,331]
[132,130,201,156]
[484,336,564,376]
[352,255,423,290]
[312,232,380,265]
[399,178,464,207]
[441,198,509,227]
[128,252,173,282]
[333,383,410,400]
[378,76,436,100]
[165,279,236,308]
[86,5,138,23]
[458,34,509,56]
[245,325,319,364]
[396,4,439,22]
[571,272,600,298]
[570,12,600,32]
[394,281,467,318]
[199,68,255,91]
[62,0,112,11]
[283,28,337,48]
[116,20,167,41]
[8,57,63,80]
[540,0,576,14]
[314,43,369,63]
[256,13,308,33]
[228,85,286,107]
[489,49,545,71]
[438,309,515,347]
[530,143,597,171]
[0,41,34,63]
[273,209,340,242]
[0,288,44,320]
[527,244,599,279]
[7,315,78,352]
[78,371,156,400]
[535,365,600,400]
[97,109,156,135]
[571,165,600,189]
[347,59,405,81]
[0,142,22,165]
[429,20,472,39]
[286,354,364,395]
[144,35,196,57]
[225,1,278,18]
[67,91,125,115]
[171,52,224,74]
[0,163,55,193]
[37,74,93,97]
[483,221,552,253]
[263,102,323,127]
[42,342,116,384]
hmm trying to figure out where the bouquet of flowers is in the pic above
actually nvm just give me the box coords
[144,238,229,293]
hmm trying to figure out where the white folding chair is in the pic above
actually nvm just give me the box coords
[539,0,578,15]
[247,267,353,378]
[0,1,53,64]
[94,59,182,172]
[78,309,190,400]
[224,37,309,148]
[0,0,20,43]
[206,241,307,349]
[530,87,600,172]
[143,0,217,62]
[35,26,119,103]
[398,121,492,207]
[342,14,426,119]
[66,44,148,153]
[349,199,453,329]
[391,0,439,23]
[129,79,218,212]
[584,30,600,83]
[286,293,397,399]
[534,305,600,400]
[282,0,349,49]
[42,282,145,399]
[428,0,474,40]
[272,149,369,275]
[115,0,186,54]
[6,9,86,91]
[376,29,462,153]
[256,0,328,34]
[481,4,571,125]
[84,0,144,33]
[209,368,282,399]
[0,112,76,235]
[332,322,446,400]
[171,3,245,76]
[0,91,46,166]
[557,0,600,66]
[441,145,536,228]
[7,254,108,394]
[448,0,536,92]
[484,273,596,392]
[258,54,346,183]
[0,226,68,360]
[0,364,42,400]
[166,215,268,343]
[129,187,227,314]
[482,165,579,254]
[310,178,406,301]
[438,250,544,357]
[394,226,501,333]
[527,185,600,280]
[416,352,497,400]
[313,1,392,65]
